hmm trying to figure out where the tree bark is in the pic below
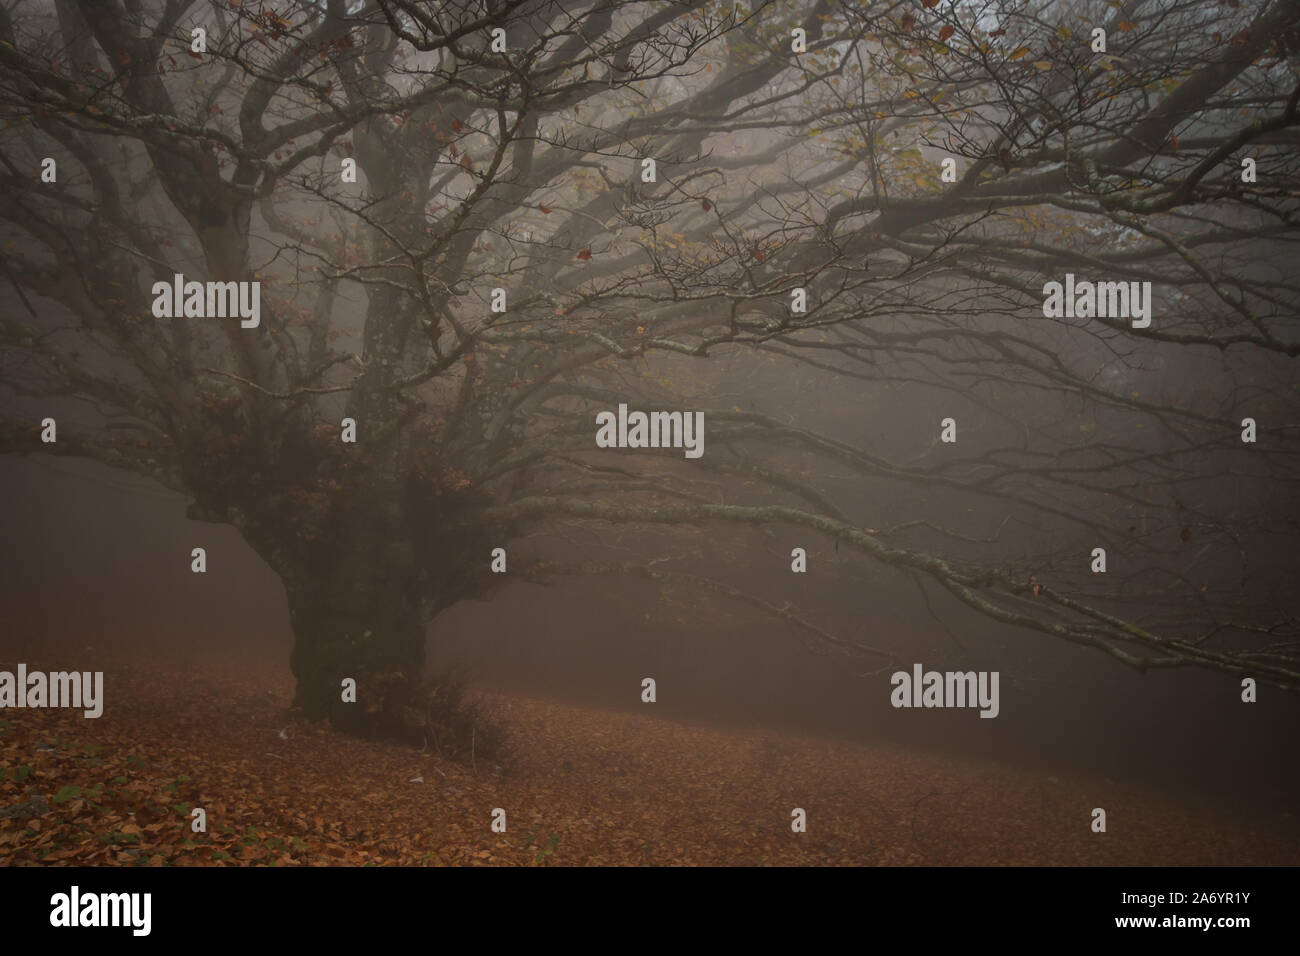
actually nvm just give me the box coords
[286,575,426,729]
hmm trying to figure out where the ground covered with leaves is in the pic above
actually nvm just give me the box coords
[1,651,1295,866]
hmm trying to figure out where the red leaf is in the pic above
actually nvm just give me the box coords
[939,24,955,42]
[451,119,463,132]
[576,248,592,260]
[989,28,1006,38]
[923,0,940,7]
[538,204,552,214]
[1179,526,1192,543]
[701,198,712,212]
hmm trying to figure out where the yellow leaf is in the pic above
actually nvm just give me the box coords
[1033,60,1052,70]
[1056,25,1071,39]
[1009,46,1030,60]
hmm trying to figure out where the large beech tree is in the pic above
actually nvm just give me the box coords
[1,0,1298,738]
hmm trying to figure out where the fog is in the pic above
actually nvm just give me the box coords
[2,0,1299,871]
[6,433,1297,821]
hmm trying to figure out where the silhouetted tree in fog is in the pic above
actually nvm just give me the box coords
[1,0,1298,740]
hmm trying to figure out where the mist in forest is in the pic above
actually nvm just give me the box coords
[2,0,1300,872]
[4,355,1296,820]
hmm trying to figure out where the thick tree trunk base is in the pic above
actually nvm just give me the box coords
[286,585,430,746]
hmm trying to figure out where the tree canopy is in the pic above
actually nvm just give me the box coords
[1,0,1298,736]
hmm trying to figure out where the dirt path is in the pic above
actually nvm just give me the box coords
[1,653,1294,865]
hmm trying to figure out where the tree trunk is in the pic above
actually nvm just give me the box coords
[285,571,427,741]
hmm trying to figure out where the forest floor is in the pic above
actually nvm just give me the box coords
[1,650,1296,866]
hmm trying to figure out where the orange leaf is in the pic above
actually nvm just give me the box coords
[939,25,955,42]
[1117,21,1137,32]
[538,204,552,214]
[576,248,592,260]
